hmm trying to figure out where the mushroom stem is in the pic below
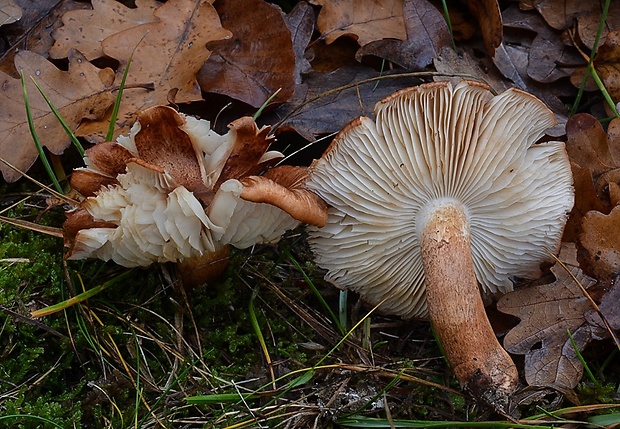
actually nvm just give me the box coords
[420,202,518,410]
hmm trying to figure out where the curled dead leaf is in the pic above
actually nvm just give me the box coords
[564,163,606,242]
[571,30,620,107]
[463,0,502,57]
[533,1,620,50]
[503,5,583,84]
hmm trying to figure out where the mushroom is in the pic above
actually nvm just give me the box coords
[65,105,327,286]
[305,80,574,410]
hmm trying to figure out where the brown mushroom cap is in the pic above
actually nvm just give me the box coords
[306,80,574,319]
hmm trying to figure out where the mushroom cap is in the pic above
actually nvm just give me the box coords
[66,106,327,268]
[306,80,574,319]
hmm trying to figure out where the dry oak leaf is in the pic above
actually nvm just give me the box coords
[564,163,606,242]
[284,1,315,82]
[485,38,571,136]
[198,0,296,108]
[578,206,620,282]
[571,30,620,106]
[266,66,418,140]
[564,114,620,240]
[356,0,450,71]
[565,113,618,177]
[310,0,406,46]
[49,0,160,61]
[0,0,89,78]
[76,0,231,142]
[1,0,22,27]
[503,5,582,84]
[532,0,620,50]
[0,49,114,182]
[433,46,511,93]
[497,244,604,390]
[462,0,502,57]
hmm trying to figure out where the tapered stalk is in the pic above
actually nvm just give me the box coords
[420,202,518,410]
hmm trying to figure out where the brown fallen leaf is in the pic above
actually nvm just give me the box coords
[585,275,620,333]
[531,0,594,31]
[595,168,620,207]
[497,244,605,390]
[0,49,115,182]
[575,3,620,50]
[563,114,620,239]
[605,117,620,163]
[198,0,296,108]
[355,0,451,71]
[266,67,419,140]
[571,30,620,106]
[284,1,315,82]
[489,13,574,135]
[0,0,88,77]
[565,113,618,177]
[76,0,231,142]
[503,5,582,83]
[49,0,160,61]
[532,0,620,50]
[564,163,607,242]
[310,0,406,46]
[578,206,620,282]
[433,46,511,92]
[0,0,22,27]
[462,0,502,57]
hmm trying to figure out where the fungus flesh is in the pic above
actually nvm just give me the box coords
[65,106,327,284]
[305,80,574,410]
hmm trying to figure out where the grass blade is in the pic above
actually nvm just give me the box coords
[106,51,134,141]
[568,329,601,388]
[253,88,281,120]
[249,287,276,388]
[186,393,261,405]
[440,0,457,52]
[334,417,558,428]
[30,77,85,156]
[570,0,613,116]
[20,70,63,193]
[0,415,64,428]
[30,269,134,318]
[284,248,345,335]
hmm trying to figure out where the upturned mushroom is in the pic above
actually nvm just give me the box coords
[305,81,574,410]
[65,105,327,286]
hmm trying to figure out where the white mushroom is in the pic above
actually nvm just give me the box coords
[65,106,327,286]
[305,80,574,409]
